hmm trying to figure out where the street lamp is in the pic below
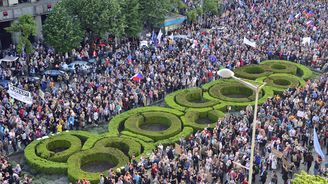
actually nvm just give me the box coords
[217,68,266,184]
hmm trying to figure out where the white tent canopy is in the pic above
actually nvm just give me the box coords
[0,56,19,63]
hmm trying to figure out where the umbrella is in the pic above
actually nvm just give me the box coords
[0,80,10,89]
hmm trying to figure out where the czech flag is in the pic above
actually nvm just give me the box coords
[306,20,313,27]
[130,73,143,81]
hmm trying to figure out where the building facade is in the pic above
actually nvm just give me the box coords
[0,0,58,49]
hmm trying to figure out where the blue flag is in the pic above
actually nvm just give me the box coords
[313,128,325,160]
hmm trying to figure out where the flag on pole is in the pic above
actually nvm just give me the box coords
[306,20,313,27]
[313,128,325,160]
[157,29,163,44]
[151,30,158,45]
[126,54,132,64]
[130,73,143,81]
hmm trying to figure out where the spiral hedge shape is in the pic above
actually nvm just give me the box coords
[24,60,313,184]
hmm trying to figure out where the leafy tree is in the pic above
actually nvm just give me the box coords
[61,0,124,39]
[186,9,198,23]
[203,0,219,14]
[139,0,172,29]
[292,172,328,184]
[43,3,83,54]
[121,0,141,38]
[5,14,36,55]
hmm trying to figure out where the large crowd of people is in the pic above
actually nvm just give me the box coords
[96,73,328,184]
[0,0,327,183]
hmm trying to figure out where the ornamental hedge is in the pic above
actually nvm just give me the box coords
[124,112,182,141]
[181,109,224,130]
[256,73,306,94]
[23,60,313,183]
[67,147,128,184]
[36,134,82,162]
[93,137,142,158]
[234,64,271,80]
[259,60,313,80]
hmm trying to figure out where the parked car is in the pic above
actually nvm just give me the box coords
[61,61,92,73]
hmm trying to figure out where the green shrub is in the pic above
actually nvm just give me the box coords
[234,64,271,80]
[292,171,328,184]
[164,90,187,111]
[175,88,220,108]
[120,131,154,143]
[181,109,224,130]
[120,135,155,159]
[93,137,142,158]
[256,73,306,94]
[165,88,220,111]
[124,112,182,141]
[67,147,128,184]
[214,86,274,110]
[36,134,82,162]
[155,127,194,146]
[24,139,68,174]
[61,131,95,150]
[108,106,184,135]
[209,83,257,102]
[259,60,313,79]
[265,62,298,75]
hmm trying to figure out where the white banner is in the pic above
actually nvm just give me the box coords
[39,89,45,101]
[8,84,33,104]
[302,37,311,45]
[140,40,148,47]
[243,37,257,48]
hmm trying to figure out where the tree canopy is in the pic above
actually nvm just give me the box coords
[43,4,83,54]
[5,14,36,55]
[292,172,328,184]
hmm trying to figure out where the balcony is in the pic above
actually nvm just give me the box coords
[0,0,59,22]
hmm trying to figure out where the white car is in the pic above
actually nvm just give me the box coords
[61,61,92,72]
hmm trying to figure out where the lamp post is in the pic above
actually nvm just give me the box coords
[217,69,266,184]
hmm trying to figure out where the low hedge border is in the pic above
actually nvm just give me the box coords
[93,137,141,158]
[36,134,82,162]
[213,86,274,111]
[265,62,298,75]
[120,131,154,143]
[120,135,155,160]
[24,140,68,174]
[155,127,194,146]
[124,112,182,141]
[60,131,95,151]
[234,64,272,80]
[175,88,221,108]
[208,83,257,102]
[164,90,187,111]
[256,73,306,94]
[67,147,128,184]
[108,107,184,136]
[181,109,224,130]
[260,60,313,80]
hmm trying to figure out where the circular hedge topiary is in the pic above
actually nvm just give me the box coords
[124,112,182,141]
[175,88,221,108]
[182,109,224,130]
[259,60,313,80]
[265,62,298,75]
[234,64,271,80]
[256,73,306,94]
[93,137,142,158]
[209,83,257,102]
[67,147,128,184]
[36,134,82,162]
